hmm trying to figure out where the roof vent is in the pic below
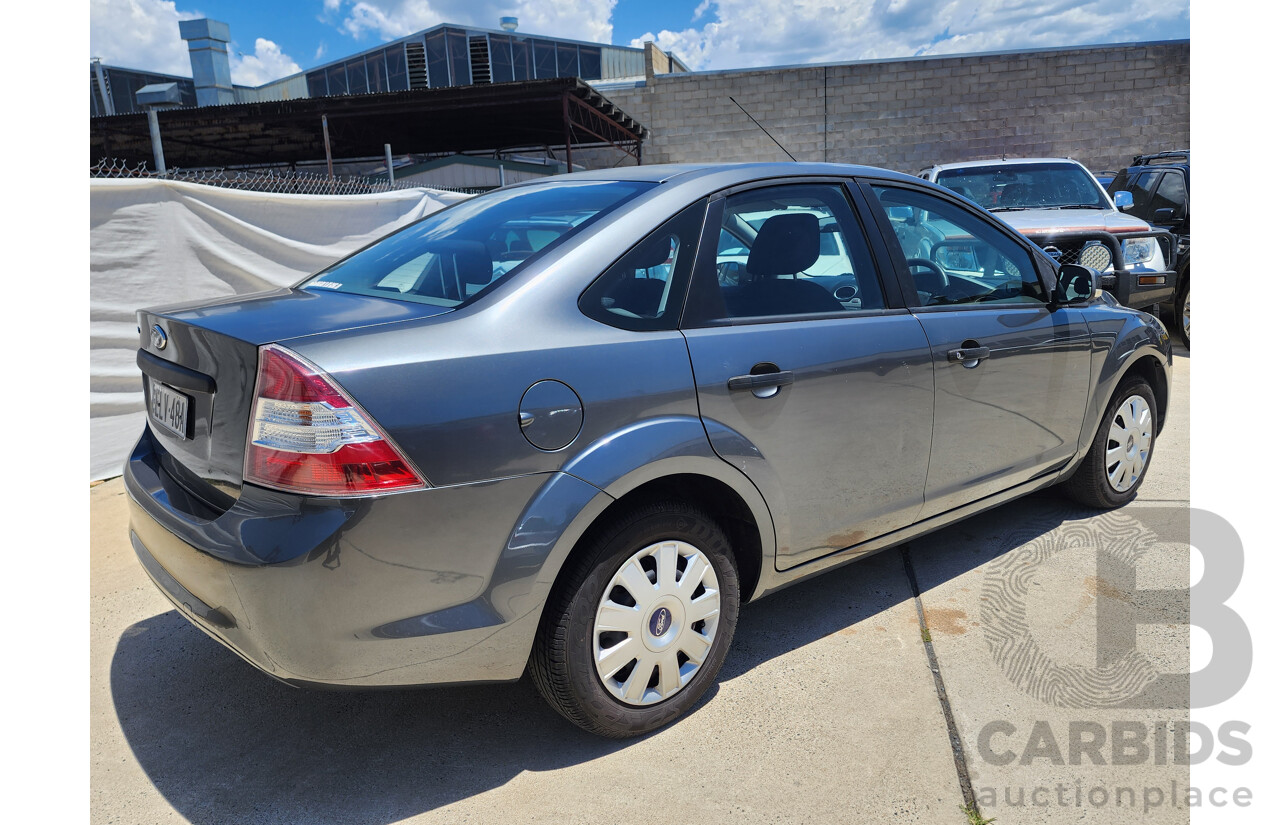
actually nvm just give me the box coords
[500,16,518,31]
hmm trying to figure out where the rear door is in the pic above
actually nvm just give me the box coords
[680,180,934,571]
[860,180,1093,519]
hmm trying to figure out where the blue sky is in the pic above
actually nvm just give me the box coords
[90,0,1191,85]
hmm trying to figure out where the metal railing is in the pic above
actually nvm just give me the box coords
[90,158,486,196]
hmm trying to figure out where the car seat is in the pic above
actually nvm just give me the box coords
[722,213,845,316]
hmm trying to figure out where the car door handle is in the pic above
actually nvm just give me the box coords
[947,346,990,364]
[728,370,795,391]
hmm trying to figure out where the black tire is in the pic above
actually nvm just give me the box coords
[1063,377,1158,509]
[529,500,741,738]
[1173,274,1189,348]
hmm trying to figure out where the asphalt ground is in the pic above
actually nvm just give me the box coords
[91,344,1190,824]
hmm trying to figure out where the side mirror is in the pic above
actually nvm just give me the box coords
[1056,263,1098,305]
[1113,190,1134,211]
[1153,207,1176,224]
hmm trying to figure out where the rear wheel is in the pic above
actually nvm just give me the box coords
[1063,377,1157,508]
[529,501,740,737]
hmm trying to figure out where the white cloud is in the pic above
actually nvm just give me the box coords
[90,0,303,87]
[631,0,1189,71]
[89,0,200,75]
[231,38,303,85]
[331,0,616,45]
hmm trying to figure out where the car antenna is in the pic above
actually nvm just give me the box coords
[729,96,798,162]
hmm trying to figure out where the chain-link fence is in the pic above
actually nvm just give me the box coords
[91,158,485,196]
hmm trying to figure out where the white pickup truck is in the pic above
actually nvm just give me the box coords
[917,157,1176,310]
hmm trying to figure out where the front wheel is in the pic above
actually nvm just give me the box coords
[529,501,741,737]
[1062,378,1157,508]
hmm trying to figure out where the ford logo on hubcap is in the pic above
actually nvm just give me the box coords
[649,607,671,636]
[150,324,168,350]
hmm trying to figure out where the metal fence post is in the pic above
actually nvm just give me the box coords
[146,109,167,176]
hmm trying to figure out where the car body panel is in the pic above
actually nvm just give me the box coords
[683,313,934,569]
[910,305,1093,517]
[986,208,1150,235]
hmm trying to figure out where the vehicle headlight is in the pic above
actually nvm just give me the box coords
[1122,237,1155,264]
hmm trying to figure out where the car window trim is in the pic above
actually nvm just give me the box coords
[854,176,1057,309]
[693,306,914,328]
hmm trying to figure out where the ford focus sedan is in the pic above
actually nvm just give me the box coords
[126,163,1171,737]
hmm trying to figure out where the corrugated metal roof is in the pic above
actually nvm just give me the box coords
[90,77,645,169]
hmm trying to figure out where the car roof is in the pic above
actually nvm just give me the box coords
[531,162,924,188]
[930,157,1088,172]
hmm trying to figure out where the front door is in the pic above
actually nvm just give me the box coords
[863,181,1093,519]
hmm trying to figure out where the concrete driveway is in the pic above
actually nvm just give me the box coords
[91,346,1189,824]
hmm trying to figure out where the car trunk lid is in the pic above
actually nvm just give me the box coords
[135,288,451,511]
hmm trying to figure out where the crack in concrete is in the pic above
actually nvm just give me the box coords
[900,544,980,821]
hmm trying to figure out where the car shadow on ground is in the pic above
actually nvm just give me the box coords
[109,493,1088,825]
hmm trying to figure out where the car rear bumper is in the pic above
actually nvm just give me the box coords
[124,426,566,688]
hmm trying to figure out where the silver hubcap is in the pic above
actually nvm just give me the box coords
[1181,289,1190,339]
[593,540,721,706]
[1105,395,1153,493]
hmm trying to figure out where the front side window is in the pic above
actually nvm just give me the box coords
[710,184,885,319]
[300,180,655,308]
[1122,170,1162,217]
[1153,171,1187,216]
[871,185,1045,307]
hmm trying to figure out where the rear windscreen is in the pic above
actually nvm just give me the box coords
[300,180,656,307]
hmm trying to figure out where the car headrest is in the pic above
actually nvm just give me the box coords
[746,213,820,277]
[1000,183,1029,204]
[430,240,493,286]
[633,235,675,271]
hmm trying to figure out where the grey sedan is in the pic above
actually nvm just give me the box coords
[126,163,1171,737]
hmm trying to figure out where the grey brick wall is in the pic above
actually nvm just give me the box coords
[583,41,1189,174]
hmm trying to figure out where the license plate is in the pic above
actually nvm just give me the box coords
[150,381,190,439]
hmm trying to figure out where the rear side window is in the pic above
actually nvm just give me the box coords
[710,183,885,319]
[300,180,655,307]
[579,200,707,331]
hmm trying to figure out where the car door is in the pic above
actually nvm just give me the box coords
[680,180,935,571]
[860,179,1094,519]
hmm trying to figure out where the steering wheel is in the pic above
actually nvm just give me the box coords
[905,257,948,286]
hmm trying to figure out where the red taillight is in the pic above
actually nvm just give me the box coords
[243,345,426,496]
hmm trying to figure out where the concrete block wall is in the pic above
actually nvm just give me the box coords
[585,41,1188,174]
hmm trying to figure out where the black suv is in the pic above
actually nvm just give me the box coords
[1107,151,1190,346]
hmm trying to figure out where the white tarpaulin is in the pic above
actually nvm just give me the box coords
[90,178,470,481]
